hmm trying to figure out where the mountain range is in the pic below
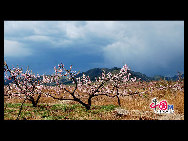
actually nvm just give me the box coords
[76,67,184,82]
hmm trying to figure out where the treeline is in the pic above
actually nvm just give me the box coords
[4,67,184,85]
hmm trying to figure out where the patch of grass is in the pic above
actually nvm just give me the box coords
[4,103,120,120]
[100,104,117,111]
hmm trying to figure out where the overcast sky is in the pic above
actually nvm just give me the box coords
[4,21,184,77]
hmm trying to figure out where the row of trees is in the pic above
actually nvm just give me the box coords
[5,61,185,120]
[5,61,142,119]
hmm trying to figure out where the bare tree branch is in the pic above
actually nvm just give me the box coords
[47,93,74,101]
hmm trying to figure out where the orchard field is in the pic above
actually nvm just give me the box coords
[4,62,184,120]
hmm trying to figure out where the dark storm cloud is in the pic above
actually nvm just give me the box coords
[4,21,184,76]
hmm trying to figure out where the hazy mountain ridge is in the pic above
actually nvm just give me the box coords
[76,67,184,82]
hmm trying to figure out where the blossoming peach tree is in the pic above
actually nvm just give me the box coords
[4,61,48,119]
[46,63,138,110]
[4,60,141,120]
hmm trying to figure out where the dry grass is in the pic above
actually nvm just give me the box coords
[4,80,184,120]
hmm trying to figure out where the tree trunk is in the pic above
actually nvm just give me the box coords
[29,94,41,107]
[31,100,37,107]
[74,97,91,110]
[28,96,38,107]
[17,98,27,120]
[117,96,121,106]
[85,104,91,110]
[116,88,121,106]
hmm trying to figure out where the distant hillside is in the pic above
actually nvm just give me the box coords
[76,67,152,81]
[76,67,184,82]
[164,74,184,81]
